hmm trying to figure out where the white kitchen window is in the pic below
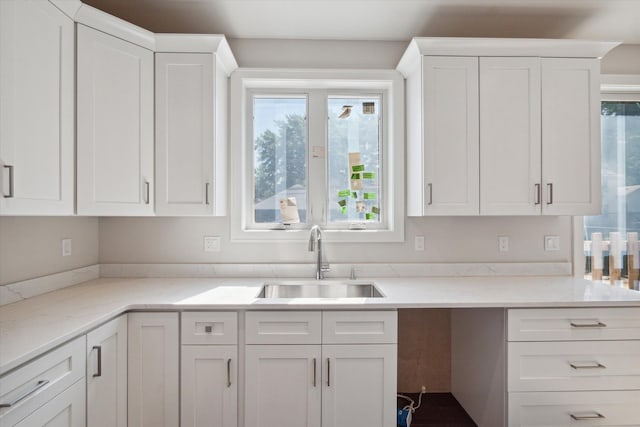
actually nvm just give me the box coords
[230,69,404,242]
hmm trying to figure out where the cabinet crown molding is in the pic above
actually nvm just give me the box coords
[397,37,621,77]
[155,34,238,76]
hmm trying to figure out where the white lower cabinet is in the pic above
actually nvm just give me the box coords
[245,345,322,427]
[181,312,238,427]
[13,379,85,427]
[0,336,85,427]
[321,344,397,427]
[86,315,127,427]
[128,312,179,427]
[244,311,397,427]
[507,307,640,427]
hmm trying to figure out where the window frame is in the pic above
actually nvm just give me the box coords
[230,68,405,243]
[575,74,640,277]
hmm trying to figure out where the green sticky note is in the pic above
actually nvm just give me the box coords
[366,212,375,220]
[338,199,346,207]
[351,192,357,199]
[340,206,348,214]
[372,206,380,214]
[363,172,375,179]
[338,189,350,197]
[364,192,377,200]
[351,173,361,180]
[352,164,365,172]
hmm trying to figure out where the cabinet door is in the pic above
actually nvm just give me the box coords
[480,57,542,215]
[128,312,179,427]
[245,345,321,427]
[155,53,214,216]
[181,345,237,427]
[13,379,85,427]
[86,315,127,427]
[0,0,74,215]
[322,344,397,427]
[541,58,600,215]
[77,24,154,216]
[423,56,479,215]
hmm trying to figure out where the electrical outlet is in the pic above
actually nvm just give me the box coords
[421,385,427,394]
[545,235,560,251]
[498,236,509,252]
[414,236,425,251]
[203,236,221,252]
[62,239,72,257]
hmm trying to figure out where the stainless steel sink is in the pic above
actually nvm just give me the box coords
[257,281,384,298]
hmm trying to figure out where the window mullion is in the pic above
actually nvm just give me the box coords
[307,90,327,226]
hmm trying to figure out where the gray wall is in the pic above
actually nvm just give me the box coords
[0,217,98,285]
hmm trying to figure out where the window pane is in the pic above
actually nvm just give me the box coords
[584,101,640,280]
[253,97,307,224]
[327,97,381,225]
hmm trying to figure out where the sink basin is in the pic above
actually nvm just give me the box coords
[257,281,384,298]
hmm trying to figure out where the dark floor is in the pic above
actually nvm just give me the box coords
[397,393,477,427]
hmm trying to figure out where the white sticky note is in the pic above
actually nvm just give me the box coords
[279,197,300,224]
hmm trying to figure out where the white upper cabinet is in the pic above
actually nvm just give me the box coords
[541,58,601,215]
[0,0,74,215]
[397,38,619,217]
[156,53,214,216]
[480,57,541,215]
[422,56,479,216]
[154,36,236,216]
[76,23,154,216]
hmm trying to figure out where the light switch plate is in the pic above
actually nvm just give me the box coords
[414,236,425,251]
[62,239,72,257]
[204,236,221,252]
[498,236,509,252]
[545,235,560,251]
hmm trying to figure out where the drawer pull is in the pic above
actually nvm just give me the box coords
[327,358,331,387]
[569,361,606,370]
[569,320,607,328]
[226,358,231,388]
[0,380,49,408]
[570,412,605,421]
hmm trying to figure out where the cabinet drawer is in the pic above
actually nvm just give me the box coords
[0,336,85,426]
[322,311,397,344]
[245,311,321,344]
[182,312,238,345]
[13,379,85,427]
[508,390,640,426]
[508,340,640,392]
[508,307,640,341]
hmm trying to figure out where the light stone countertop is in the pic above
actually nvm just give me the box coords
[1,275,639,376]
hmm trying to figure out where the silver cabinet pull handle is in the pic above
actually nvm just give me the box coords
[427,183,433,206]
[570,412,605,421]
[546,183,553,205]
[569,361,606,370]
[312,358,317,387]
[3,165,14,198]
[570,321,607,328]
[205,182,210,205]
[226,358,231,388]
[93,345,102,377]
[144,180,150,205]
[534,183,541,205]
[327,358,331,387]
[0,380,49,408]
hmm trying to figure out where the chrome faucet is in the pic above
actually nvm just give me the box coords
[308,225,330,280]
